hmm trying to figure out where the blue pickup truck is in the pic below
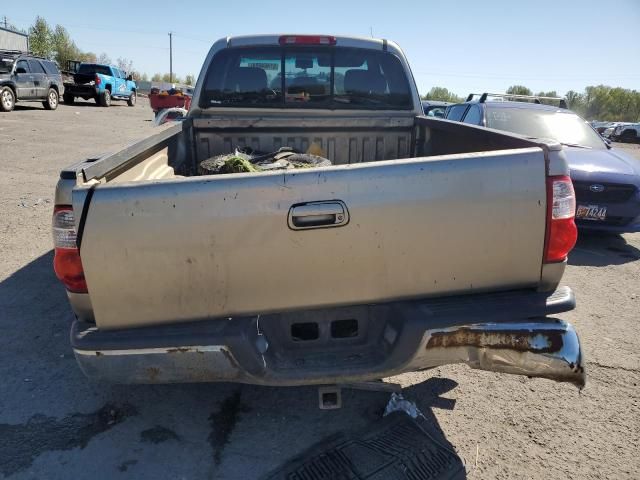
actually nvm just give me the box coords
[63,63,136,107]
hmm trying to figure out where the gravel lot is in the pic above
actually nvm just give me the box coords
[0,99,639,479]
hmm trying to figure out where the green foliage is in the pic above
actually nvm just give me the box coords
[28,16,53,59]
[184,74,195,86]
[421,87,463,103]
[506,85,533,96]
[51,25,84,69]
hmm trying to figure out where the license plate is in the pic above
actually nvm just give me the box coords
[576,204,607,221]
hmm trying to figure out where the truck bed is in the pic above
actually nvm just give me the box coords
[65,116,556,330]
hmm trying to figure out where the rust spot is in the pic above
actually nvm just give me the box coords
[426,328,564,354]
[167,347,191,353]
[146,367,160,381]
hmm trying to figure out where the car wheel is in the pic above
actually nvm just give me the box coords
[63,93,74,104]
[43,88,59,110]
[100,89,111,107]
[127,91,136,107]
[0,86,15,112]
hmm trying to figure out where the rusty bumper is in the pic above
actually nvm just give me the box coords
[71,287,585,388]
[406,320,585,388]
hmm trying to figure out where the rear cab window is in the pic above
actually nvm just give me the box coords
[78,64,112,76]
[201,46,412,110]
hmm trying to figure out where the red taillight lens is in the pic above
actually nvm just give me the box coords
[544,176,578,263]
[278,35,337,46]
[52,206,87,293]
[95,74,101,85]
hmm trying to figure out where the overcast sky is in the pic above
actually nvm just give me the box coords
[4,0,640,96]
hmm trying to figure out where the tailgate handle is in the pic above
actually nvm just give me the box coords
[288,201,349,230]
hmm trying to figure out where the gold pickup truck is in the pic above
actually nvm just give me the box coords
[52,35,584,388]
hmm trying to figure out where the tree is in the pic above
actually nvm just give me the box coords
[184,74,195,86]
[116,57,134,74]
[96,52,112,65]
[151,73,163,82]
[28,16,53,59]
[421,87,463,103]
[506,85,533,97]
[79,51,97,63]
[565,90,583,111]
[139,72,149,82]
[52,25,83,68]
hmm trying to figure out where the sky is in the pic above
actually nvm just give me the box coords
[3,0,640,96]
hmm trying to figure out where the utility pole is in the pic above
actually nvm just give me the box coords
[3,16,8,29]
[168,32,173,83]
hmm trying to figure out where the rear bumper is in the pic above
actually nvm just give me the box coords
[65,85,98,97]
[71,287,585,388]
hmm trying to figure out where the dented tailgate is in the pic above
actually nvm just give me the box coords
[74,148,548,329]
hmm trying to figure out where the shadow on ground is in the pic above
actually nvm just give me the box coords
[568,233,640,267]
[0,251,463,479]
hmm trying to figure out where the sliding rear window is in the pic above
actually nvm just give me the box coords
[200,46,412,110]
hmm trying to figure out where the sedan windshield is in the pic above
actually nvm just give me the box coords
[486,107,605,149]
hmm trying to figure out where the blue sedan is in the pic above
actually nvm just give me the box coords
[444,99,640,233]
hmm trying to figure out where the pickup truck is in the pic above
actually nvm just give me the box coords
[53,34,585,389]
[63,63,136,107]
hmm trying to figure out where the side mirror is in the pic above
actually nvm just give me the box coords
[127,74,133,81]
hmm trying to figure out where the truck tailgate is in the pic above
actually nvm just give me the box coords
[75,148,547,329]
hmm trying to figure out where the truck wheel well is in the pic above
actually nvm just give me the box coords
[50,84,59,93]
[105,84,112,92]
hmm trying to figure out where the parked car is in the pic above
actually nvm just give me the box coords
[611,123,640,143]
[444,93,640,233]
[421,100,450,118]
[0,50,63,112]
[63,63,136,107]
[54,35,584,389]
[602,122,632,138]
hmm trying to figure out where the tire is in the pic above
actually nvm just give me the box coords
[43,88,59,110]
[99,89,111,107]
[63,93,74,104]
[0,86,15,112]
[127,90,136,106]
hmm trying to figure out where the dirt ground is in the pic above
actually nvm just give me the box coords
[0,99,639,479]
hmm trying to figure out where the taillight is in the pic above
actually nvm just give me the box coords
[95,74,101,86]
[544,176,578,263]
[52,206,87,293]
[278,35,337,46]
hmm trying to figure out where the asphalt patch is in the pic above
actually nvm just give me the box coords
[117,459,138,472]
[208,389,251,466]
[0,403,138,476]
[140,425,180,444]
